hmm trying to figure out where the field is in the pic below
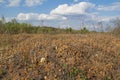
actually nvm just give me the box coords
[0,33,120,80]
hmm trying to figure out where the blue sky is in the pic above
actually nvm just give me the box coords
[0,0,120,30]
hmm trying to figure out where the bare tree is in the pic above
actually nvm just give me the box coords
[92,23,96,31]
[40,20,44,27]
[112,17,120,35]
[98,21,103,32]
[1,15,5,24]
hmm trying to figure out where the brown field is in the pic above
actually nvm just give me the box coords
[0,33,120,80]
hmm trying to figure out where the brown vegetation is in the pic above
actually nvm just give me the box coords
[0,33,120,80]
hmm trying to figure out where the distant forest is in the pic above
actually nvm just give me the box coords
[0,16,90,34]
[0,16,120,34]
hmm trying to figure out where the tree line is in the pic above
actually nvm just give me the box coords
[0,16,90,34]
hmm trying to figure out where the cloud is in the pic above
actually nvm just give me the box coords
[38,14,67,20]
[8,0,21,7]
[97,15,120,22]
[87,13,120,22]
[4,1,120,30]
[50,2,95,15]
[97,2,120,11]
[0,0,3,3]
[2,0,45,7]
[17,13,39,20]
[17,13,67,21]
[25,0,45,7]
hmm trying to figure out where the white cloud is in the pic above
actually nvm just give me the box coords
[17,13,39,20]
[0,0,3,3]
[50,2,95,15]
[17,13,67,21]
[8,0,21,7]
[38,14,67,20]
[98,16,120,22]
[97,2,120,11]
[88,13,120,22]
[4,1,120,30]
[25,0,45,7]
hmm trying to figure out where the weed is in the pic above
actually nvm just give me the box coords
[69,67,87,80]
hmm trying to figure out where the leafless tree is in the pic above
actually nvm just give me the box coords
[98,21,103,32]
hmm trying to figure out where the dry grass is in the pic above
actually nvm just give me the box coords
[0,33,120,80]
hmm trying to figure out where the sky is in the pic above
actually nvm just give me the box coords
[0,0,120,30]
